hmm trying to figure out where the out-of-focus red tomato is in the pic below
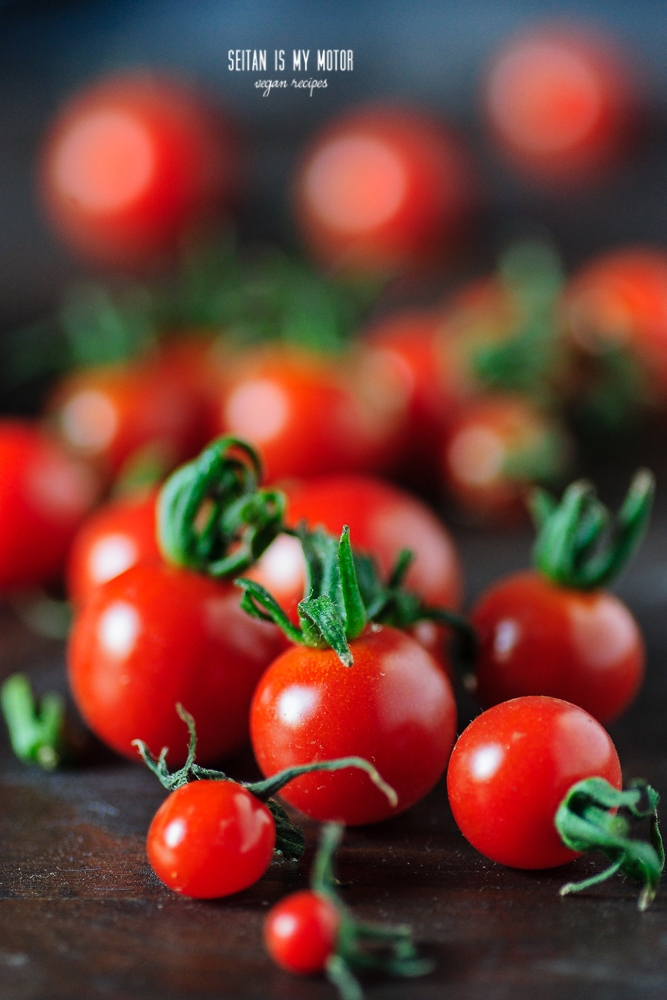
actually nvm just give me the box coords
[248,474,463,662]
[67,489,160,605]
[48,355,212,479]
[441,395,571,522]
[40,73,238,267]
[484,28,632,183]
[0,421,99,590]
[564,248,667,397]
[294,105,478,274]
[214,346,408,483]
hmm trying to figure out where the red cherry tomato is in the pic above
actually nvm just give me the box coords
[484,28,632,183]
[294,104,477,273]
[49,356,211,478]
[447,696,622,869]
[250,624,457,826]
[68,561,285,764]
[215,347,407,483]
[0,420,98,590]
[66,489,160,605]
[470,570,644,724]
[147,780,275,898]
[441,395,570,522]
[40,73,237,266]
[265,890,340,975]
[564,247,667,397]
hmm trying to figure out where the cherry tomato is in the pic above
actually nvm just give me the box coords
[0,420,98,590]
[250,624,457,826]
[147,780,275,898]
[49,355,211,478]
[441,395,571,522]
[447,695,622,869]
[66,489,160,605]
[215,346,407,483]
[40,73,238,266]
[264,890,340,974]
[564,247,667,398]
[68,561,285,764]
[484,28,632,183]
[470,570,644,724]
[294,104,477,273]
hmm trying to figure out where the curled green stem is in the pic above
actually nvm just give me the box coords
[1,674,65,770]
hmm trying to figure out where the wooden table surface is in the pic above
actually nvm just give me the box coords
[2,447,667,1000]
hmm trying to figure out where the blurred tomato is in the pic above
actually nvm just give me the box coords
[40,73,238,267]
[484,27,632,183]
[294,105,478,274]
[49,355,212,479]
[67,489,160,605]
[248,474,463,654]
[441,395,571,522]
[564,247,667,398]
[215,346,408,483]
[0,421,99,590]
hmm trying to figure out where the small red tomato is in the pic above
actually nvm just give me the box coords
[40,73,237,266]
[147,780,275,898]
[66,489,160,605]
[250,624,457,826]
[216,347,407,483]
[0,420,98,590]
[564,247,667,398]
[294,104,477,274]
[447,696,622,869]
[484,27,632,183]
[441,395,571,522]
[68,562,285,764]
[265,890,340,975]
[471,570,644,725]
[49,356,211,478]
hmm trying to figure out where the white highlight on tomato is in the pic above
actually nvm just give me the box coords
[98,601,140,658]
[493,618,521,661]
[448,426,504,486]
[225,379,290,443]
[276,685,319,727]
[89,534,138,585]
[60,389,118,452]
[164,818,186,849]
[470,744,503,781]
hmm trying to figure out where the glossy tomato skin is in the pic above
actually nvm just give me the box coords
[216,347,407,483]
[0,421,98,590]
[40,74,237,266]
[447,696,622,869]
[250,624,457,826]
[68,562,285,764]
[294,105,477,273]
[250,473,462,614]
[50,357,211,478]
[66,489,160,605]
[147,780,275,898]
[471,570,644,724]
[265,890,340,975]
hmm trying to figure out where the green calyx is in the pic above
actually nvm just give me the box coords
[311,824,433,1000]
[133,705,396,862]
[157,436,286,578]
[556,777,664,910]
[1,673,66,770]
[530,468,654,589]
[236,525,367,666]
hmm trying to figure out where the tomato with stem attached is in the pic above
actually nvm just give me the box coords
[470,471,652,723]
[265,890,340,974]
[40,73,238,267]
[294,104,478,274]
[0,420,99,590]
[447,696,623,869]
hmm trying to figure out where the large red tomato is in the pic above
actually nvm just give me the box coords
[447,696,622,869]
[0,420,98,590]
[68,561,284,764]
[250,624,457,826]
[40,73,238,266]
[294,105,477,273]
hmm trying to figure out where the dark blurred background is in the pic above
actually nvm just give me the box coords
[1,0,667,331]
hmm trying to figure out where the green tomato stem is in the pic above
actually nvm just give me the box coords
[1,674,65,770]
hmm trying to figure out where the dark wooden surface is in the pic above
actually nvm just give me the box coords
[3,450,667,1000]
